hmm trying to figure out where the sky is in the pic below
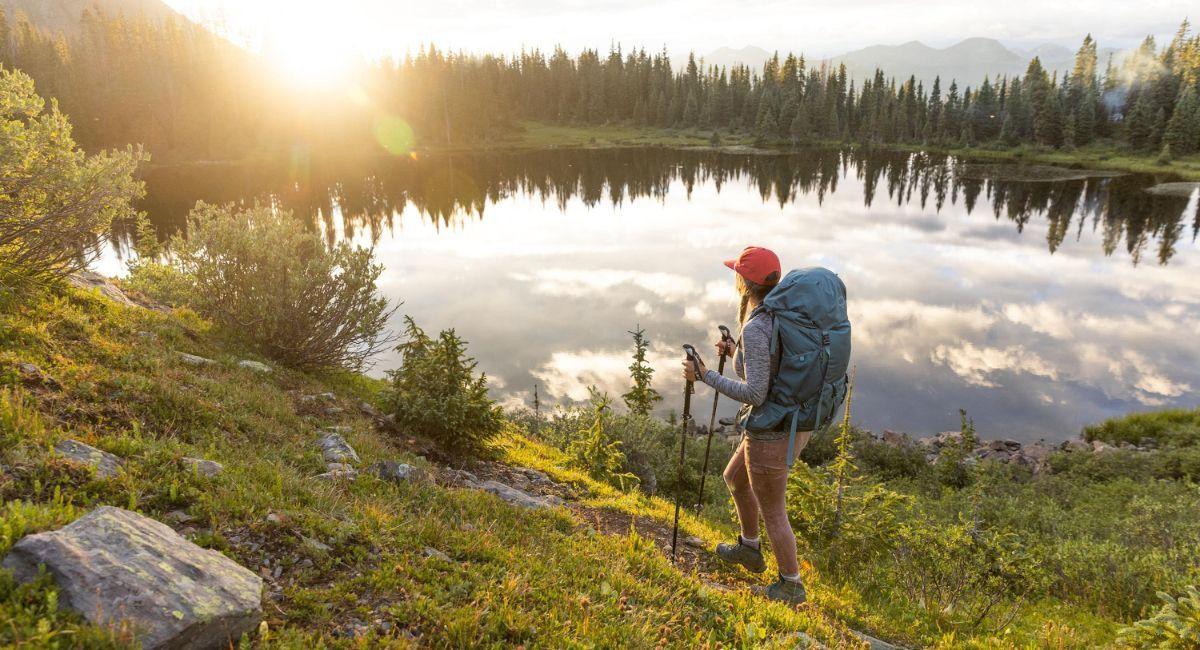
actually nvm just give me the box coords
[162,0,1192,61]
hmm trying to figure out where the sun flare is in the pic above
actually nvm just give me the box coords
[261,13,357,87]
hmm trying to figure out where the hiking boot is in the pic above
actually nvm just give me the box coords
[763,574,807,605]
[715,536,766,573]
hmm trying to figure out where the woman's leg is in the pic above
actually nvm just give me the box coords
[722,437,760,540]
[745,434,809,577]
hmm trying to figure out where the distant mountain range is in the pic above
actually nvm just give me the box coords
[0,0,180,33]
[704,38,1120,87]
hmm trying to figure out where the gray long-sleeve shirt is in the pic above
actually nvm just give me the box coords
[702,310,784,441]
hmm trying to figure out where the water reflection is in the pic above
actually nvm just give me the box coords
[126,148,1200,441]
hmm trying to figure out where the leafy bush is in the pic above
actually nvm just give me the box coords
[128,202,394,370]
[387,316,502,455]
[1084,408,1200,449]
[1119,586,1200,649]
[854,436,931,481]
[0,67,145,282]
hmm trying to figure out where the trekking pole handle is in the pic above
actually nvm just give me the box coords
[717,324,734,359]
[682,344,702,378]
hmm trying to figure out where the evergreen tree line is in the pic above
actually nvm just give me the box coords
[2,8,1199,160]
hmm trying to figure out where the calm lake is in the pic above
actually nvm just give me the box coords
[105,148,1200,442]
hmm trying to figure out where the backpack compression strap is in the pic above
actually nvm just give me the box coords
[786,329,833,467]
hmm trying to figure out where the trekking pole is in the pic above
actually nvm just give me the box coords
[695,325,734,513]
[671,344,700,564]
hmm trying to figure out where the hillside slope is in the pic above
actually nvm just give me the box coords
[0,0,180,33]
[0,279,889,648]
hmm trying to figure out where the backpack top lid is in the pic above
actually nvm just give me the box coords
[762,267,848,329]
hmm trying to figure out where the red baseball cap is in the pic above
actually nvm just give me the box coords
[724,246,781,285]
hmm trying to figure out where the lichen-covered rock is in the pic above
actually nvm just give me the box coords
[178,352,215,367]
[237,360,271,373]
[2,506,262,650]
[182,457,224,477]
[316,431,359,465]
[54,439,122,478]
[369,460,423,483]
[477,480,560,510]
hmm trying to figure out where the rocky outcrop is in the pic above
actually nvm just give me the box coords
[54,439,122,478]
[313,430,360,480]
[316,431,360,465]
[477,479,564,510]
[68,270,138,308]
[2,506,262,650]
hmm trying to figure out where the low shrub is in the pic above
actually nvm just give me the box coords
[127,202,394,371]
[386,316,503,456]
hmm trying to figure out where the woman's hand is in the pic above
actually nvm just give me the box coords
[715,339,735,358]
[681,356,708,382]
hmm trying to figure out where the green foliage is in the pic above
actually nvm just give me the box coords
[853,436,930,480]
[787,464,909,571]
[565,390,639,490]
[1119,586,1200,649]
[621,326,661,417]
[0,66,144,283]
[127,202,394,371]
[386,316,502,455]
[1084,408,1200,449]
[935,409,979,488]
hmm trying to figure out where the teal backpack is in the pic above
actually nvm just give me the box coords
[740,267,852,466]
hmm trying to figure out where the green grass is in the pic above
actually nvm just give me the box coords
[1084,408,1200,449]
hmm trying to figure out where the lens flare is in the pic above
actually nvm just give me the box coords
[374,116,415,156]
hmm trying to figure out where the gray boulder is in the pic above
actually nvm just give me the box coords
[477,480,561,510]
[2,506,262,650]
[181,457,224,477]
[54,439,122,478]
[316,431,359,465]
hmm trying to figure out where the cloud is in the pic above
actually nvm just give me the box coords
[930,342,1059,388]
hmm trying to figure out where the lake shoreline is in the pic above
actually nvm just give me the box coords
[143,122,1200,181]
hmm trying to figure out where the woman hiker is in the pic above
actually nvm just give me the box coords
[681,245,809,605]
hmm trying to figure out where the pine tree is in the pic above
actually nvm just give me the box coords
[622,326,661,416]
[790,102,811,144]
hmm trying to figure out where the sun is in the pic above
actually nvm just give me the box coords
[260,12,358,88]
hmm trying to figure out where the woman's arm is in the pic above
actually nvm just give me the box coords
[702,315,771,406]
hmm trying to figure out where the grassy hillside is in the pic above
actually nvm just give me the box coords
[0,281,871,648]
[4,278,1198,648]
